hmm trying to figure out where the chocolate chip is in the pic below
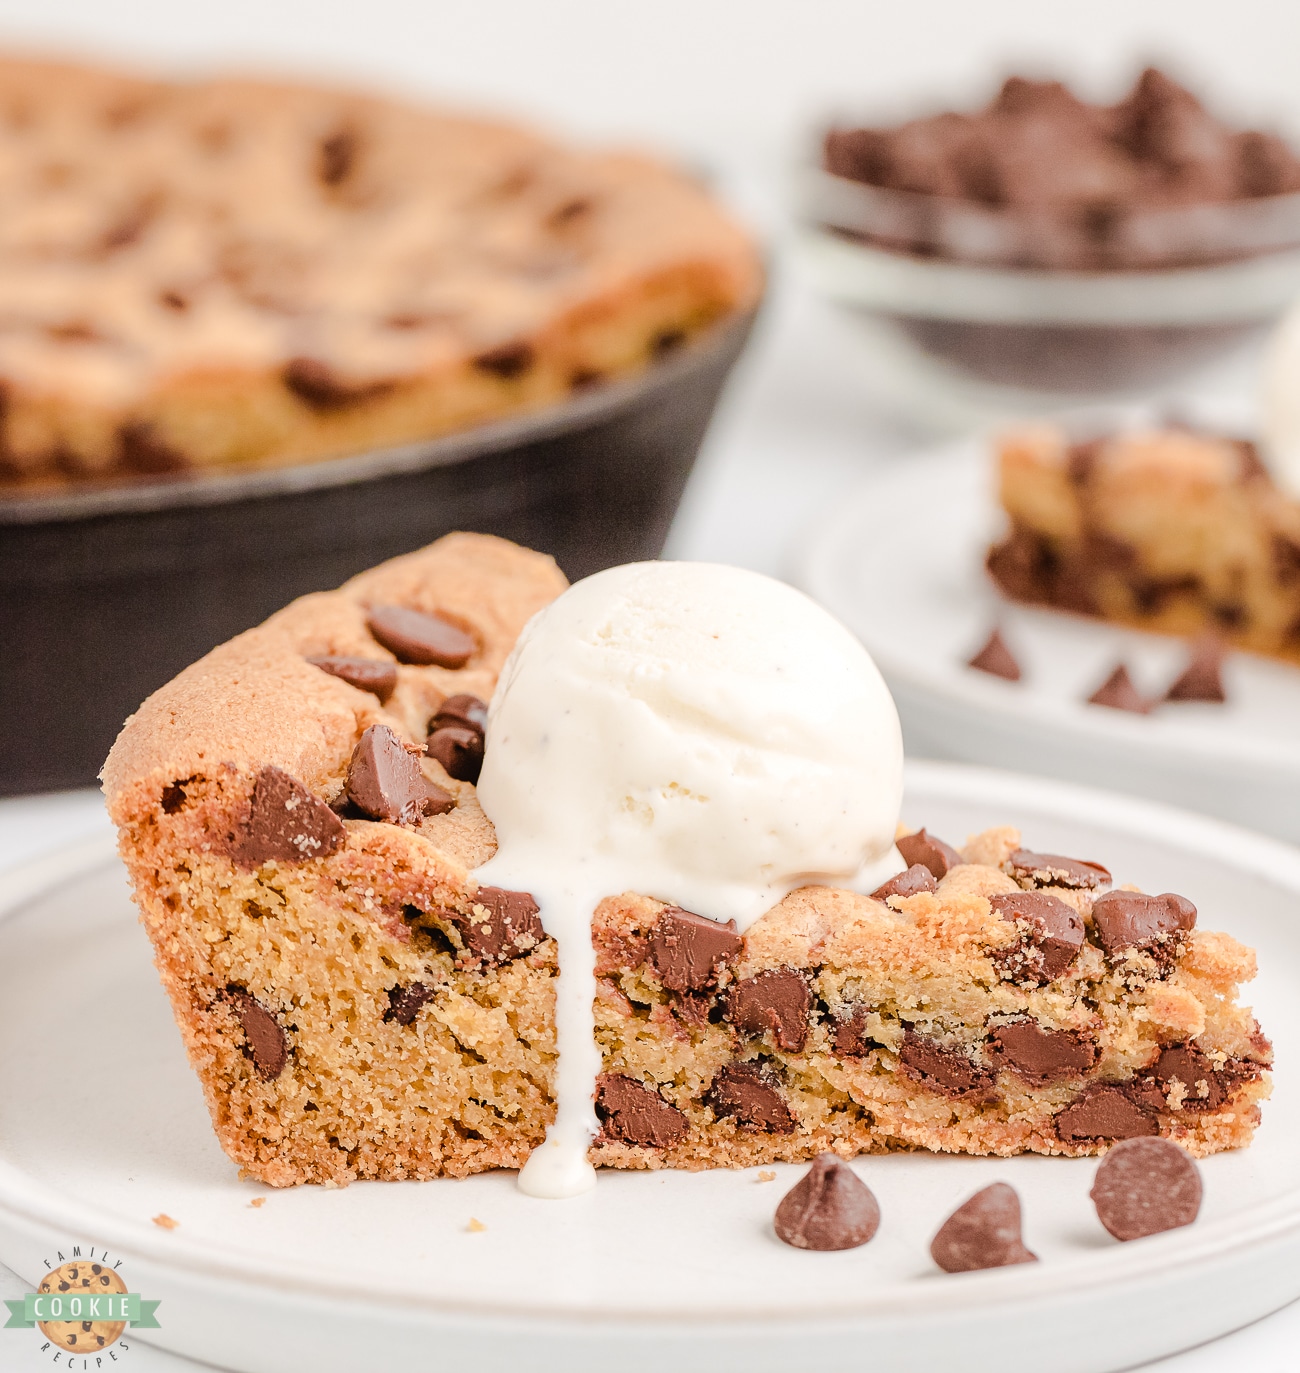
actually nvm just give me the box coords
[774,1154,881,1251]
[1007,849,1111,890]
[1147,1043,1236,1111]
[871,864,938,901]
[595,1074,689,1149]
[454,886,544,965]
[228,766,345,868]
[118,420,186,475]
[990,1019,1097,1083]
[222,987,289,1080]
[1164,636,1227,703]
[896,828,963,879]
[282,357,391,410]
[649,907,743,993]
[472,341,534,379]
[967,628,1022,681]
[724,969,811,1052]
[366,605,475,669]
[318,128,358,187]
[832,1006,881,1058]
[930,1183,1037,1273]
[1087,663,1150,713]
[899,1030,995,1099]
[1055,1085,1157,1142]
[1090,1137,1203,1240]
[426,725,484,784]
[160,778,192,814]
[1091,891,1196,963]
[347,724,454,824]
[989,890,1085,983]
[431,693,488,734]
[307,655,398,703]
[384,982,437,1025]
[708,1062,795,1134]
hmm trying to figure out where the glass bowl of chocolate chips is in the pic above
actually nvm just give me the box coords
[794,68,1300,416]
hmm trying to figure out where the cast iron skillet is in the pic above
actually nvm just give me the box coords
[0,308,757,794]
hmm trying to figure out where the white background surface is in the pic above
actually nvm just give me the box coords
[1,2,1299,1368]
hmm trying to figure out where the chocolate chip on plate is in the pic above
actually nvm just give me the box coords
[595,1074,689,1149]
[426,725,484,783]
[774,1153,881,1251]
[306,654,398,702]
[967,627,1022,681]
[384,982,438,1025]
[930,1183,1037,1273]
[1164,636,1227,704]
[990,1019,1097,1084]
[1091,890,1197,961]
[871,864,939,901]
[649,906,743,993]
[989,890,1085,983]
[347,724,454,824]
[431,693,489,733]
[1007,849,1111,890]
[366,605,475,668]
[222,987,289,1080]
[228,766,345,868]
[896,828,963,879]
[1090,1137,1202,1240]
[708,1062,795,1134]
[725,969,812,1052]
[1087,663,1149,713]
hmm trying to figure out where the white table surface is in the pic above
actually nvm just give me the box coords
[2,2,1300,1366]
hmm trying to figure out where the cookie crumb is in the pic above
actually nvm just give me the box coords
[757,1170,777,1183]
[249,1196,266,1208]
[467,1217,487,1233]
[152,1213,179,1230]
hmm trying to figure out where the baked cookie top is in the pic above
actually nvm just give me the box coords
[102,532,567,826]
[0,54,759,410]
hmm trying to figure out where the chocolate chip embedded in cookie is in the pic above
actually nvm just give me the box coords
[430,693,489,733]
[989,1018,1097,1084]
[896,828,962,879]
[454,886,545,966]
[832,1006,882,1058]
[222,986,289,1080]
[774,1153,880,1251]
[1090,1137,1202,1240]
[384,982,438,1025]
[898,1030,995,1100]
[1055,1084,1157,1143]
[871,863,938,901]
[649,906,743,993]
[227,766,345,868]
[724,968,812,1052]
[1006,849,1111,890]
[595,1074,688,1149]
[708,1062,795,1134]
[366,605,475,668]
[930,1183,1037,1273]
[307,654,398,702]
[1092,890,1196,967]
[989,890,1085,984]
[347,724,454,824]
[426,725,484,783]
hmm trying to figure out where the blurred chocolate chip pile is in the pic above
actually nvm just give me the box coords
[823,69,1300,269]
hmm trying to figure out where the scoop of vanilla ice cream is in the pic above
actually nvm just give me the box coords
[1262,299,1300,500]
[476,560,904,924]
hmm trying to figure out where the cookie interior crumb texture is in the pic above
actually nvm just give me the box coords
[103,532,1272,1188]
[0,54,760,492]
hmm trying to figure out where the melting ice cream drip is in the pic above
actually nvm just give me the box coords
[472,561,905,1199]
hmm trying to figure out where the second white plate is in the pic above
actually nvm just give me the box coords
[798,439,1300,842]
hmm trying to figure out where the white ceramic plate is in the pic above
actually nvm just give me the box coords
[798,440,1300,843]
[0,763,1297,1373]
